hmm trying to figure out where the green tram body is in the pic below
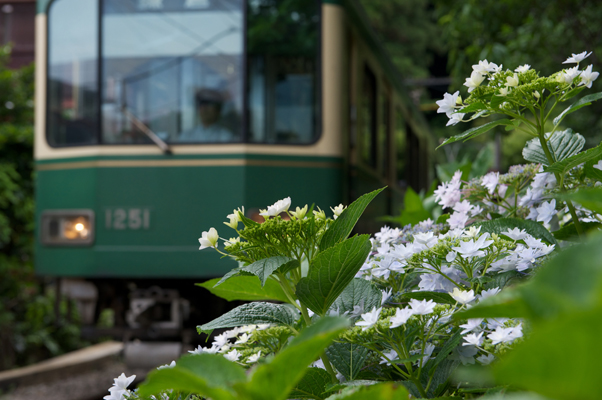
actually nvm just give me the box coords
[34,0,433,281]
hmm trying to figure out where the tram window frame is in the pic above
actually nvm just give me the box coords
[379,87,391,179]
[359,64,377,169]
[45,0,323,148]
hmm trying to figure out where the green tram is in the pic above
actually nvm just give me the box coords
[35,0,433,333]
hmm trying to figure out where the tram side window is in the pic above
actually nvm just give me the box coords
[379,92,391,178]
[47,0,99,146]
[101,0,244,144]
[395,109,408,189]
[360,65,377,168]
[247,0,320,144]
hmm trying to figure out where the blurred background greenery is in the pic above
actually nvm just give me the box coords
[360,0,602,173]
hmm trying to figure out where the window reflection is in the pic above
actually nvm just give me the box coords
[47,0,99,146]
[101,0,243,144]
[247,0,320,144]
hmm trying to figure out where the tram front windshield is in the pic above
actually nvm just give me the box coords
[47,0,320,146]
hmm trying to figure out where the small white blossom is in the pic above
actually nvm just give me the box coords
[199,227,219,249]
[260,197,292,217]
[157,361,176,370]
[579,64,599,88]
[593,160,602,171]
[515,64,531,73]
[536,200,556,225]
[446,112,465,126]
[479,287,501,301]
[409,299,436,315]
[459,318,483,334]
[330,204,346,219]
[379,349,398,366]
[481,171,499,194]
[562,51,592,64]
[355,307,382,330]
[436,91,460,117]
[450,288,476,304]
[506,73,519,87]
[562,66,581,84]
[224,349,241,362]
[448,211,469,229]
[290,205,308,219]
[390,307,414,328]
[247,351,262,363]
[464,71,486,92]
[503,228,528,241]
[463,332,484,347]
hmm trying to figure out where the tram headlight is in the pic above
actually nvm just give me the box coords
[41,210,95,246]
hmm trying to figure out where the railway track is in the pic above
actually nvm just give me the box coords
[0,341,183,400]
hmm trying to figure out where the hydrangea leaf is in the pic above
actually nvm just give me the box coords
[239,316,350,400]
[553,91,602,126]
[213,267,253,287]
[400,291,456,305]
[437,119,512,149]
[471,217,557,246]
[330,278,382,318]
[319,188,384,252]
[426,331,462,374]
[297,235,372,316]
[522,129,585,166]
[554,187,602,215]
[543,142,602,175]
[584,157,602,181]
[137,354,246,400]
[196,275,289,302]
[325,343,369,381]
[552,221,601,242]
[493,306,602,400]
[240,256,299,286]
[288,367,335,400]
[197,302,299,335]
[323,382,410,399]
[459,102,487,113]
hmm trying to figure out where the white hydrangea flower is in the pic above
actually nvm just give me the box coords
[260,197,292,217]
[562,51,592,64]
[157,360,176,370]
[450,288,476,304]
[390,307,414,328]
[355,307,382,330]
[409,299,436,315]
[199,227,219,250]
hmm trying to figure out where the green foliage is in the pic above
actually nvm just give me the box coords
[197,276,290,302]
[473,218,557,246]
[197,302,299,335]
[297,235,372,316]
[437,120,513,148]
[140,317,350,400]
[522,129,585,165]
[0,46,85,370]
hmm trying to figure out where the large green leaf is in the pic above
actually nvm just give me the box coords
[552,221,601,241]
[522,129,585,165]
[554,187,602,215]
[240,256,299,286]
[400,291,456,305]
[319,188,384,251]
[297,235,372,316]
[196,275,289,302]
[453,287,532,321]
[437,119,512,149]
[472,218,557,246]
[214,267,253,286]
[240,316,350,400]
[326,343,369,380]
[137,354,246,400]
[585,158,602,181]
[326,383,410,399]
[553,91,602,126]
[493,306,602,400]
[197,302,299,335]
[426,331,462,374]
[330,278,382,317]
[544,143,602,175]
[289,368,335,400]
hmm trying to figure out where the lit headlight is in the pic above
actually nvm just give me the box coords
[41,210,95,246]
